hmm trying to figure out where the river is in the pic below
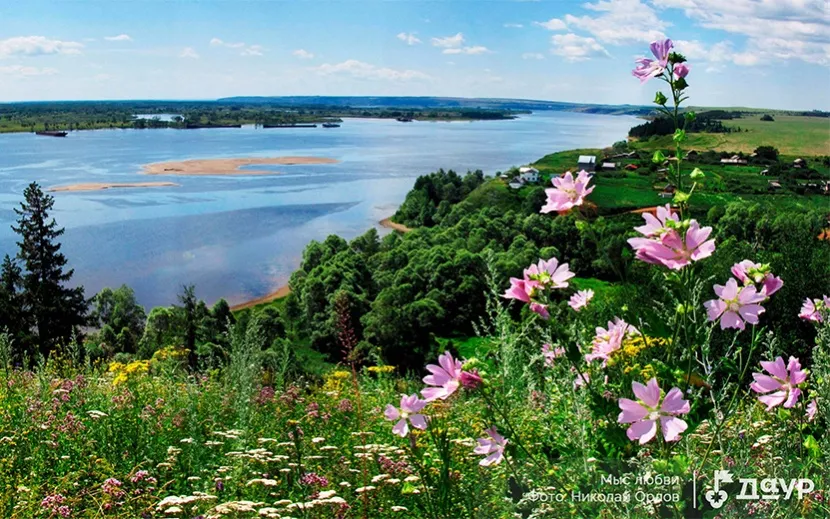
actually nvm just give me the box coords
[0,111,637,308]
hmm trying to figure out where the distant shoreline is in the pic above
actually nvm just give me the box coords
[48,181,179,192]
[143,156,338,176]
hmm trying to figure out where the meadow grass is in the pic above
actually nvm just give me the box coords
[635,115,830,156]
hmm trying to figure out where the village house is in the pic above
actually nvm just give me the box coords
[768,180,782,190]
[720,155,748,165]
[601,162,616,171]
[577,155,596,172]
[518,166,540,183]
[793,158,806,169]
[658,183,676,198]
[624,163,639,171]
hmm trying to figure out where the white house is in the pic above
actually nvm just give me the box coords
[518,166,539,183]
[577,155,596,172]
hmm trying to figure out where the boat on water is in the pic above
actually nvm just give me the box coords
[321,122,341,128]
[35,130,68,137]
[396,117,413,122]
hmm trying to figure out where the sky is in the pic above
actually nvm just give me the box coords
[0,0,828,110]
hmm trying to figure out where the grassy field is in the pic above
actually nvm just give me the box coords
[634,115,830,156]
[529,146,829,213]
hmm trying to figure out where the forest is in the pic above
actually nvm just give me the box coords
[0,100,522,133]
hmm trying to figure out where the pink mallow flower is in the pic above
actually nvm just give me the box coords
[568,289,594,311]
[384,394,428,437]
[731,260,783,298]
[474,426,508,466]
[704,278,766,330]
[750,356,807,410]
[542,343,566,367]
[502,257,574,320]
[524,257,575,289]
[540,170,595,214]
[422,352,463,401]
[502,277,534,304]
[633,204,679,238]
[618,378,689,444]
[799,296,830,322]
[628,220,716,270]
[632,38,673,83]
[673,63,690,79]
[585,318,640,366]
[807,399,818,422]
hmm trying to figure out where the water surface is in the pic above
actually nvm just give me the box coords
[0,112,636,308]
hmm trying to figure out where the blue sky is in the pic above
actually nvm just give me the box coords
[0,0,828,110]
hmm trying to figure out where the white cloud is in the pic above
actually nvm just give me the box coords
[0,36,83,57]
[431,33,465,48]
[240,45,263,56]
[210,38,245,49]
[504,23,524,28]
[675,39,764,68]
[550,33,610,61]
[561,0,668,44]
[431,33,489,55]
[312,59,431,81]
[104,34,132,42]
[0,65,58,77]
[533,18,567,31]
[293,49,315,59]
[443,45,491,55]
[179,47,199,59]
[522,52,545,60]
[396,32,422,45]
[653,0,830,65]
[210,38,263,56]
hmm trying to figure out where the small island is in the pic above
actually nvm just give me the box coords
[142,156,338,176]
[47,181,180,192]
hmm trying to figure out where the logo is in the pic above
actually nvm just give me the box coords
[699,469,815,509]
[703,470,732,509]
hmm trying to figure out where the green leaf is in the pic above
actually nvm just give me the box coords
[673,129,686,143]
[653,91,668,106]
[684,111,696,123]
[673,77,688,91]
[690,168,705,181]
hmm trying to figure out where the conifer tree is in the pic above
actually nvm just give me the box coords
[12,182,87,356]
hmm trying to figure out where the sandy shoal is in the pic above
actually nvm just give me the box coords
[48,181,179,193]
[143,156,338,176]
[229,285,291,312]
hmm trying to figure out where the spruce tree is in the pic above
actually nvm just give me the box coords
[12,182,87,356]
[0,254,29,359]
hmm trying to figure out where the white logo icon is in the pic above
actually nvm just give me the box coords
[704,470,733,509]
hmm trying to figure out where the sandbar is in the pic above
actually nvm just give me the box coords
[143,156,338,176]
[48,181,179,193]
[230,285,291,311]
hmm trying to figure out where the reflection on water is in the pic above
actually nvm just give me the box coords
[0,112,636,308]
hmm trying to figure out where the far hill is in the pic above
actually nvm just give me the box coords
[216,96,653,116]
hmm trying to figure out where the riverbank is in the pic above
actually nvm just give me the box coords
[230,216,409,311]
[379,217,412,233]
[229,285,291,312]
[47,181,180,193]
[143,156,338,176]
